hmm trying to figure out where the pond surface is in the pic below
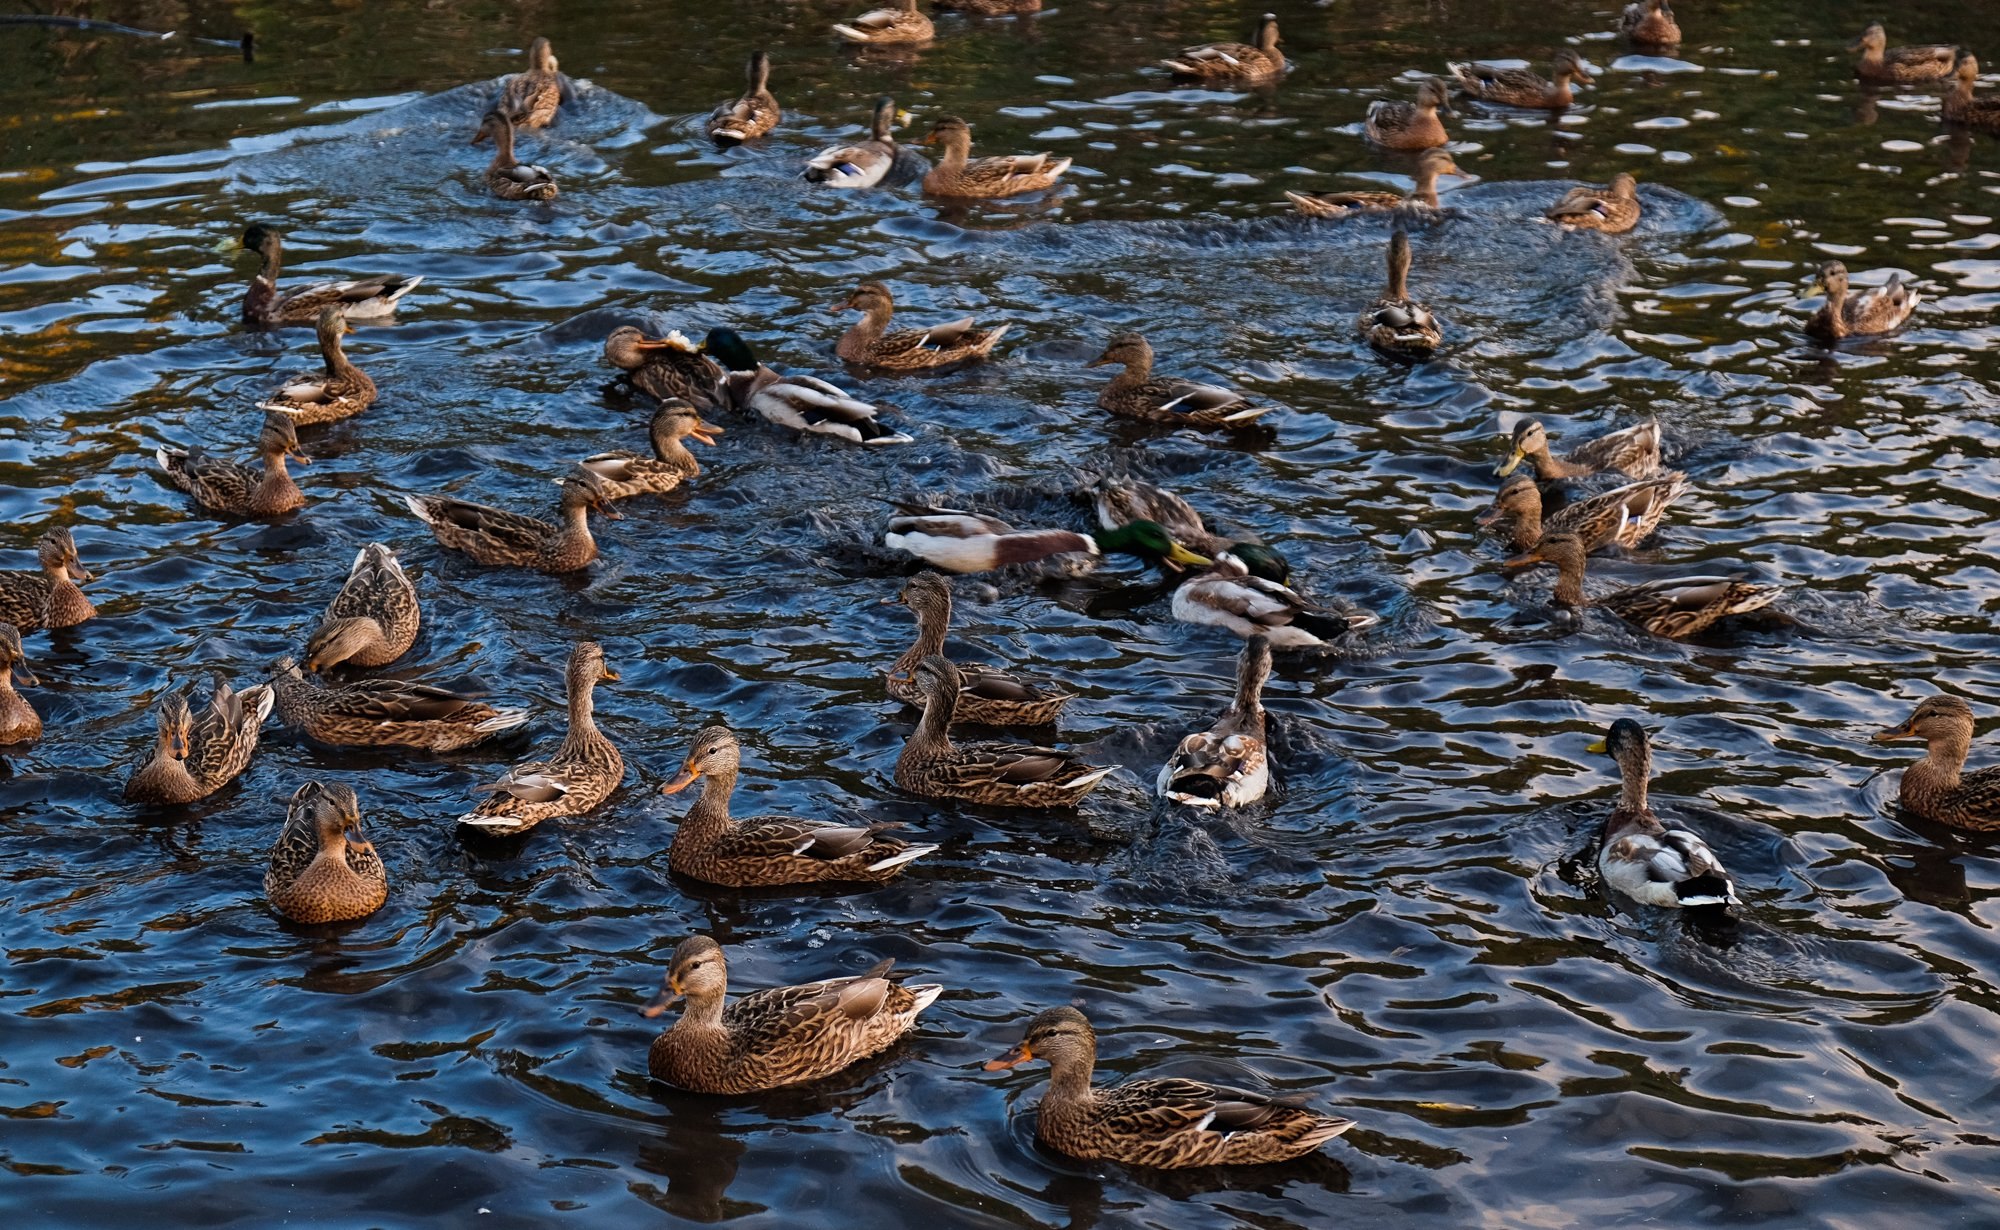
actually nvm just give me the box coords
[5,0,2000,1225]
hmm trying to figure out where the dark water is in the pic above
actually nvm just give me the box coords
[6,0,2000,1224]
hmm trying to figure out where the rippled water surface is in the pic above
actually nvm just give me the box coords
[7,0,2000,1225]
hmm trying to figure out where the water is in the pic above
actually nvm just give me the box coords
[6,1,2000,1224]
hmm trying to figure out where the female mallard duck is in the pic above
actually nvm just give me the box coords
[895,656,1113,807]
[1476,471,1689,553]
[1589,719,1736,908]
[804,97,905,189]
[302,544,420,673]
[0,624,40,745]
[1547,173,1642,234]
[884,573,1072,726]
[265,781,387,924]
[921,116,1071,198]
[1160,13,1284,85]
[500,36,568,128]
[471,110,558,201]
[643,935,943,1093]
[1804,261,1920,342]
[703,328,913,445]
[1850,23,1955,84]
[1173,553,1377,649]
[1365,78,1452,151]
[708,50,780,145]
[123,678,275,805]
[1160,636,1270,809]
[985,1006,1354,1168]
[833,282,1010,370]
[1944,55,2000,130]
[1449,50,1594,109]
[1284,149,1461,220]
[404,471,618,573]
[1873,695,2000,831]
[459,641,623,835]
[156,410,309,518]
[1360,228,1441,363]
[1620,0,1680,47]
[227,224,422,330]
[935,0,1039,13]
[258,306,376,426]
[834,0,934,44]
[1503,532,1781,638]
[1089,477,1291,583]
[0,527,95,633]
[883,501,1211,574]
[603,326,727,411]
[578,400,719,501]
[1087,333,1270,429]
[270,657,528,752]
[1496,418,1663,482]
[661,726,937,887]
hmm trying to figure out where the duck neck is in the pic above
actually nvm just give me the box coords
[896,603,950,671]
[1386,247,1411,301]
[133,737,198,795]
[935,134,971,174]
[1412,165,1441,209]
[1107,350,1151,391]
[558,500,596,555]
[256,237,282,287]
[561,674,601,750]
[1615,747,1651,813]
[41,561,91,623]
[1915,726,1972,790]
[489,121,518,170]
[1507,498,1543,551]
[318,325,357,378]
[684,764,738,833]
[1043,1046,1097,1107]
[914,684,958,753]
[260,448,299,500]
[676,987,728,1031]
[1550,552,1588,608]
[650,431,702,475]
[848,305,892,344]
[1531,446,1587,480]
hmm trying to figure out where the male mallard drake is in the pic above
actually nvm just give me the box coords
[884,573,1072,726]
[935,0,1039,13]
[1873,695,2000,831]
[123,678,275,805]
[1089,476,1291,583]
[1944,55,2000,130]
[985,1006,1354,1168]
[643,935,942,1093]
[833,282,1009,370]
[895,655,1113,807]
[404,471,618,573]
[661,726,937,888]
[703,328,913,445]
[1496,418,1663,481]
[226,224,421,331]
[1160,636,1270,809]
[1087,333,1269,429]
[1547,173,1642,234]
[471,110,558,202]
[603,326,727,411]
[921,116,1070,198]
[708,50,781,145]
[156,410,309,518]
[1804,261,1920,342]
[804,97,906,189]
[271,657,528,752]
[304,543,420,672]
[0,624,40,745]
[1503,532,1781,638]
[1850,23,1955,84]
[1173,553,1377,649]
[1360,228,1441,363]
[265,781,387,924]
[1365,78,1452,151]
[1589,719,1736,908]
[0,527,95,633]
[1477,471,1689,553]
[258,306,376,426]
[1160,13,1285,85]
[1449,50,1594,109]
[459,641,623,835]
[1284,149,1461,219]
[883,501,1211,574]
[578,400,719,501]
[1620,0,1680,47]
[834,0,933,45]
[500,36,569,128]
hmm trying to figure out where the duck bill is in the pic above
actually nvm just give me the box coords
[1871,721,1918,743]
[641,986,682,1018]
[211,236,242,255]
[1084,354,1111,368]
[983,1043,1032,1071]
[1500,549,1544,573]
[1165,544,1213,568]
[11,661,38,688]
[170,733,189,760]
[592,499,624,521]
[288,448,313,466]
[1494,449,1526,478]
[1585,738,1607,754]
[600,668,621,682]
[689,421,724,446]
[66,561,93,583]
[1473,506,1502,527]
[659,766,700,795]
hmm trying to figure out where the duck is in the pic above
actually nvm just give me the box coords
[803,97,906,189]
[883,500,1211,574]
[1495,418,1663,482]
[1502,532,1782,638]
[643,935,943,1093]
[458,641,624,836]
[270,657,528,752]
[1086,333,1270,429]
[895,655,1114,807]
[1620,0,1680,47]
[257,306,377,426]
[1944,55,2000,130]
[578,400,719,501]
[921,115,1070,198]
[225,224,423,331]
[603,326,727,412]
[0,527,95,634]
[471,110,558,202]
[1359,227,1441,363]
[1872,695,2000,831]
[660,726,937,888]
[984,1006,1354,1168]
[1173,553,1377,649]
[708,50,781,145]
[1365,78,1452,150]
[884,573,1072,726]
[123,678,275,805]
[1803,260,1920,342]
[1284,149,1462,220]
[404,471,618,574]
[0,624,40,745]
[1159,636,1271,809]
[264,781,388,924]
[155,410,309,518]
[1546,173,1642,234]
[1089,476,1291,583]
[1850,23,1955,84]
[1476,471,1690,554]
[833,0,934,45]
[702,327,913,445]
[1160,13,1285,85]
[1589,719,1736,908]
[303,543,420,673]
[833,282,1010,370]
[934,0,1039,12]
[499,36,568,128]
[1448,50,1594,109]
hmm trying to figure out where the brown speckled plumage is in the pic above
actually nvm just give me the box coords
[0,624,41,745]
[0,528,95,633]
[458,641,623,835]
[1873,695,2000,831]
[233,223,421,330]
[472,110,558,201]
[1504,532,1781,639]
[1160,13,1285,84]
[405,472,615,573]
[1478,471,1688,553]
[156,411,309,518]
[265,781,387,924]
[885,573,1071,726]
[270,657,527,752]
[304,543,420,672]
[834,283,1009,370]
[500,37,566,128]
[124,679,274,805]
[894,655,1112,807]
[1496,418,1663,482]
[258,306,376,426]
[1087,333,1268,429]
[577,400,719,501]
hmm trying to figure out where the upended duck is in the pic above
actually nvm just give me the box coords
[1477,472,1689,553]
[804,97,906,189]
[833,0,933,45]
[895,655,1113,807]
[265,781,388,924]
[1621,0,1680,47]
[833,282,1010,370]
[1804,260,1920,342]
[1589,719,1736,908]
[123,678,275,805]
[1160,636,1271,808]
[258,306,377,426]
[1872,695,2000,831]
[225,223,422,330]
[578,400,718,501]
[404,471,618,573]
[471,110,558,202]
[0,624,40,745]
[499,36,570,128]
[271,658,528,752]
[708,50,780,145]
[1284,149,1461,220]
[1503,532,1781,638]
[0,527,95,633]
[156,410,309,518]
[1497,418,1663,482]
[1160,13,1285,85]
[459,641,624,836]
[884,573,1072,726]
[1359,228,1441,363]
[303,543,420,672]
[883,501,1210,574]
[1173,552,1377,649]
[703,328,913,445]
[1086,333,1269,429]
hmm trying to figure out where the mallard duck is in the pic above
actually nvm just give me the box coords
[643,935,943,1093]
[265,781,388,924]
[1620,0,1680,47]
[1160,13,1285,85]
[1449,50,1594,109]
[1873,695,2000,831]
[708,50,781,145]
[661,726,937,887]
[1804,261,1920,342]
[257,306,376,426]
[834,282,1010,370]
[895,656,1113,807]
[500,36,569,128]
[224,223,421,331]
[1496,418,1663,481]
[884,573,1072,726]
[935,0,1039,13]
[1476,471,1689,553]
[603,326,727,411]
[1850,23,1955,84]
[1173,553,1377,649]
[1360,228,1441,363]
[471,110,558,201]
[1284,149,1461,220]
[1365,78,1452,150]
[803,97,906,189]
[303,544,420,673]
[1503,532,1781,638]
[1944,55,2000,130]
[1546,173,1642,234]
[156,410,309,518]
[123,678,275,805]
[985,1006,1354,1168]
[834,0,934,44]
[0,527,95,633]
[1089,477,1290,583]
[1589,719,1736,908]
[883,501,1211,574]
[702,328,913,445]
[921,116,1070,198]
[578,400,719,501]
[270,657,527,752]
[0,624,40,745]
[1160,636,1270,809]
[404,471,618,573]
[459,641,623,835]
[1087,333,1270,429]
